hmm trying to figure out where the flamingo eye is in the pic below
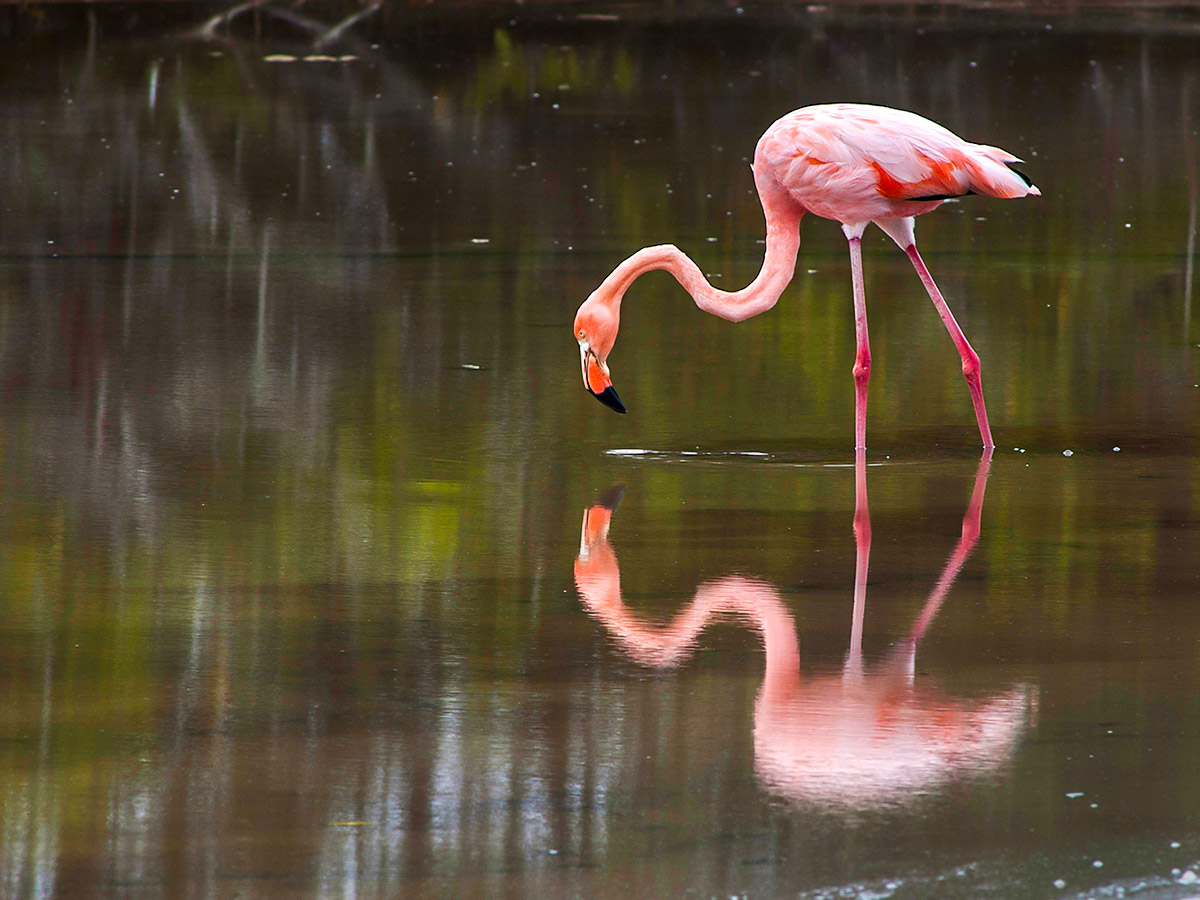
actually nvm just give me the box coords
[578,329,585,339]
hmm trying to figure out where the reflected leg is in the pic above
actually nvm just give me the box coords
[846,447,871,679]
[900,449,994,674]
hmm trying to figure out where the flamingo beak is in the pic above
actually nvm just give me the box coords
[580,346,626,414]
[579,486,626,557]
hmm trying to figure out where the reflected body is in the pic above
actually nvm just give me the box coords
[573,103,1041,448]
[573,453,1035,808]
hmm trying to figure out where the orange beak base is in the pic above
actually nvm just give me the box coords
[584,351,627,414]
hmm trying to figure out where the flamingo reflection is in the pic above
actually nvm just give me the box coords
[574,452,1035,810]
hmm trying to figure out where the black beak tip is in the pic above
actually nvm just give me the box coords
[591,385,627,414]
[596,485,626,510]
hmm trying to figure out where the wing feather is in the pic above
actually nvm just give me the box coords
[759,104,1037,216]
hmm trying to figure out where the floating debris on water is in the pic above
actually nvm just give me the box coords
[1063,449,1074,457]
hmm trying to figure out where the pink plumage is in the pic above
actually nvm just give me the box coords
[573,102,1041,449]
[759,104,1038,224]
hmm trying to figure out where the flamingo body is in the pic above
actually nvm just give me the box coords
[759,104,1036,223]
[573,102,1040,449]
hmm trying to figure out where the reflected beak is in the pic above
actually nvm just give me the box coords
[579,486,625,557]
[580,346,626,414]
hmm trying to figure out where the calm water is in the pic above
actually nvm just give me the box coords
[1,4,1199,899]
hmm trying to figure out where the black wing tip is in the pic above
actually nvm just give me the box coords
[1008,166,1034,188]
[909,189,977,202]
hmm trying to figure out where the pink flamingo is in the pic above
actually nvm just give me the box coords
[573,103,1041,449]
[573,452,1036,808]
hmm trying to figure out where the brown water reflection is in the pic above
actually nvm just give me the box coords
[1,4,1200,900]
[575,454,1036,811]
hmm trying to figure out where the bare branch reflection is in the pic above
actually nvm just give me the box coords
[574,454,1036,810]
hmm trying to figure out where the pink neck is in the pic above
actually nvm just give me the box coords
[596,192,803,323]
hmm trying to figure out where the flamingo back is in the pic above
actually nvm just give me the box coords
[756,104,1037,225]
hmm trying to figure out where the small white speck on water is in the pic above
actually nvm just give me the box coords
[705,237,718,242]
[470,238,489,244]
[1063,449,1073,457]
[1171,841,1182,849]
[1066,792,1084,798]
[548,849,559,856]
[806,268,818,274]
[1113,446,1121,452]
[1054,879,1067,890]
[1124,223,1132,228]
[459,364,482,370]
[1093,860,1104,869]
[1179,870,1200,885]
[1090,803,1099,808]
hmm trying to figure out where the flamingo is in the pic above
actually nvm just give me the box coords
[573,452,1036,808]
[573,103,1041,449]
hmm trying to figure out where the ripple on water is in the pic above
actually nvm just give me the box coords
[604,448,895,467]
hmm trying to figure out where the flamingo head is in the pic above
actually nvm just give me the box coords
[573,297,626,414]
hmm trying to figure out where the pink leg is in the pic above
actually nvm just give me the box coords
[846,447,871,679]
[848,235,871,450]
[904,244,995,449]
[890,448,993,676]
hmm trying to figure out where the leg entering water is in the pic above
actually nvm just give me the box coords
[847,232,871,450]
[904,243,995,449]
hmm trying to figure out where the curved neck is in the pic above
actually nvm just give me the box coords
[597,191,803,323]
